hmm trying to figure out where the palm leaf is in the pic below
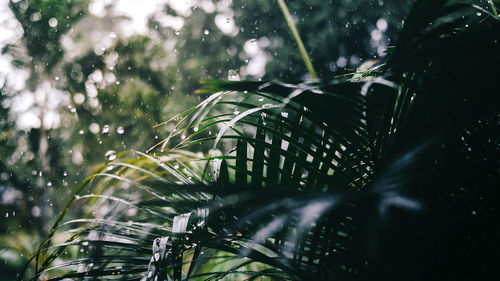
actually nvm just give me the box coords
[21,1,500,280]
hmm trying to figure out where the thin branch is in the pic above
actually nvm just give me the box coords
[277,0,318,79]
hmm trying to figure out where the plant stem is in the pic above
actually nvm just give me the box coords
[277,0,318,79]
[489,0,499,17]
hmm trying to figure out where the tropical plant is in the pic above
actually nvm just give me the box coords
[20,0,499,280]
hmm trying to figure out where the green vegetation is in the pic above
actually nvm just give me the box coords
[1,0,499,280]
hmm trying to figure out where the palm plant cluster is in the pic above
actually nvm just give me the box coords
[21,0,499,280]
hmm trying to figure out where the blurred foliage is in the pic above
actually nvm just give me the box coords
[8,0,88,88]
[232,0,412,79]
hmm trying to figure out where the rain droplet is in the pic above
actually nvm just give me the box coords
[173,163,180,170]
[175,30,180,35]
[105,150,117,161]
[82,241,89,246]
[79,130,84,135]
[102,124,110,134]
[258,97,264,102]
[181,134,186,140]
[250,38,257,44]
[55,76,60,81]
[116,126,125,134]
[193,126,199,132]
[89,124,100,134]
[47,181,52,187]
[234,109,240,115]
[280,112,288,118]
[204,29,210,35]
[48,17,58,28]
[227,70,240,81]
[154,252,160,261]
[30,12,41,22]
[31,206,41,217]
[109,32,117,38]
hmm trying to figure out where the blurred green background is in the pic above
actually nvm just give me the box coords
[0,0,413,279]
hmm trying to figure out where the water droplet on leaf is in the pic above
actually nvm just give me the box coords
[105,150,117,161]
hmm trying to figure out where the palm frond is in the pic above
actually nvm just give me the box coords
[21,1,500,280]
